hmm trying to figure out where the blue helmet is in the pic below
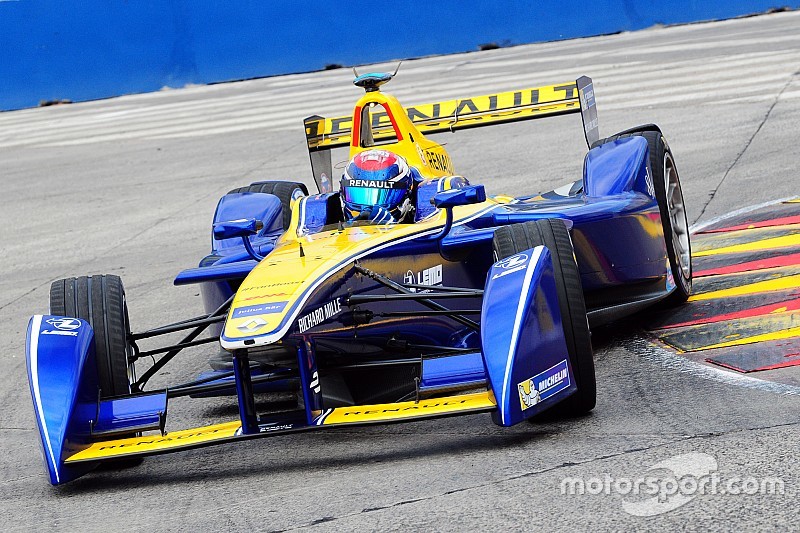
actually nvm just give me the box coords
[341,150,413,223]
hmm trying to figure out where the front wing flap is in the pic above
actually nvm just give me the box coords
[65,392,496,464]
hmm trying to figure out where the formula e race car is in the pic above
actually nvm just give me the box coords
[26,72,691,484]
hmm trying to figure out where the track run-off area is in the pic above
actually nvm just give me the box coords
[1,10,799,531]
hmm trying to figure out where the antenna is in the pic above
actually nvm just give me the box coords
[352,66,360,78]
[392,61,402,77]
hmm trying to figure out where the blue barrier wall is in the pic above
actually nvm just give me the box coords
[0,1,796,111]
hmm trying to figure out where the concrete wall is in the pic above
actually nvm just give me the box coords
[1,1,796,111]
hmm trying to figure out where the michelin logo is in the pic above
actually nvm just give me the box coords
[518,359,571,411]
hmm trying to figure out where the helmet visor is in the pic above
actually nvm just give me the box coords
[342,183,408,210]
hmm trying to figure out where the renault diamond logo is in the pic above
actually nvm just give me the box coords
[237,317,267,332]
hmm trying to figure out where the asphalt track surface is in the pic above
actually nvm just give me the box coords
[2,11,800,531]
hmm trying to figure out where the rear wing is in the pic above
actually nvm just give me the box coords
[303,76,599,193]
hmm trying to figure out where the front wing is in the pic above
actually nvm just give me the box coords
[27,244,576,484]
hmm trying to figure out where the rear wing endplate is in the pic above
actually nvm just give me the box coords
[303,76,600,192]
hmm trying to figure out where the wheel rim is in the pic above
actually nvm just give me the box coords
[664,153,691,279]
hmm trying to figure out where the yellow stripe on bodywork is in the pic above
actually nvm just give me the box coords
[320,392,496,425]
[692,234,800,257]
[689,273,800,301]
[65,421,241,463]
[223,201,504,347]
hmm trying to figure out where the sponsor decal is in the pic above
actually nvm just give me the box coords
[41,330,78,337]
[259,423,294,433]
[403,264,443,292]
[309,84,580,143]
[241,292,289,302]
[237,317,268,333]
[98,427,229,450]
[40,317,82,336]
[342,398,471,416]
[645,167,655,198]
[232,301,288,318]
[319,172,332,193]
[309,371,320,394]
[423,149,453,173]
[518,359,571,411]
[297,298,342,333]
[498,253,529,269]
[665,269,676,292]
[492,253,530,280]
[359,149,393,162]
[46,317,81,331]
[580,85,596,108]
[343,178,402,189]
[240,282,299,291]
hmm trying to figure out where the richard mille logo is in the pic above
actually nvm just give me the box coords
[237,317,267,332]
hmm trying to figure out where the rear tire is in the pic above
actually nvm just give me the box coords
[228,181,308,231]
[642,131,692,305]
[50,275,133,398]
[593,127,692,305]
[492,219,596,417]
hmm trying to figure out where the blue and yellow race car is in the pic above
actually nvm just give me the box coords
[26,73,691,484]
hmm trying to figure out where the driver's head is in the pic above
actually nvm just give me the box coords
[341,150,413,223]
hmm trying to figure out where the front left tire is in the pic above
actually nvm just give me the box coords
[50,275,134,398]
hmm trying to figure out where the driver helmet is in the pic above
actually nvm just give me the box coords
[341,150,413,223]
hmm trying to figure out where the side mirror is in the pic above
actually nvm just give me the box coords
[426,185,487,248]
[213,218,266,261]
[432,184,486,209]
[213,218,264,240]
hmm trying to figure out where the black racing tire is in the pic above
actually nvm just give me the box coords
[593,127,692,305]
[642,131,692,306]
[492,218,596,418]
[228,181,309,231]
[50,275,133,399]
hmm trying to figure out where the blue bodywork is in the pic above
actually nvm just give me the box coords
[481,247,575,426]
[178,134,664,406]
[26,315,168,484]
[184,135,664,321]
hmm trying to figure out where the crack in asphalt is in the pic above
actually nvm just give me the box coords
[0,189,215,313]
[0,147,302,314]
[692,68,799,225]
[0,286,41,313]
[281,420,800,531]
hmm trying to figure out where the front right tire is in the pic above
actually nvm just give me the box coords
[492,218,596,417]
